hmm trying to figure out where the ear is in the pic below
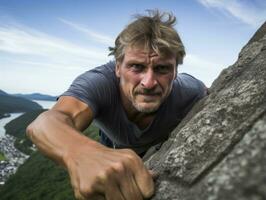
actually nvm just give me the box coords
[115,62,121,78]
[174,65,178,80]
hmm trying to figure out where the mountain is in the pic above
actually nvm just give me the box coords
[0,90,8,96]
[0,90,43,119]
[13,93,58,101]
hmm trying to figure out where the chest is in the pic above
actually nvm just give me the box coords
[131,115,156,130]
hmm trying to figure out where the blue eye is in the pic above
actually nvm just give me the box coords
[131,64,145,72]
[155,65,171,74]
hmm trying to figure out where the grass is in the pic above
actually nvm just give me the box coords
[0,151,6,161]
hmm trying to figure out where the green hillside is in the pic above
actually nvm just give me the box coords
[0,151,75,200]
[14,93,57,101]
[5,109,46,154]
[0,90,42,118]
[0,114,99,199]
[4,110,99,155]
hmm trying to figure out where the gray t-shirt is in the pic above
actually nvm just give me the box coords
[61,61,206,154]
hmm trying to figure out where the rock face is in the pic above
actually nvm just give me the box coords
[145,21,266,200]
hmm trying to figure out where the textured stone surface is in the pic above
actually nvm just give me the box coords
[145,21,266,200]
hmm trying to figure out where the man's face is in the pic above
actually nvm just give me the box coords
[116,46,177,114]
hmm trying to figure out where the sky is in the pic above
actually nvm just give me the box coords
[0,0,265,96]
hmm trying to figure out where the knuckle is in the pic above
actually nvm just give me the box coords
[127,152,137,161]
[126,152,142,166]
[95,170,108,184]
[74,191,84,200]
[79,184,94,198]
[112,162,126,173]
[122,148,136,156]
[122,149,139,161]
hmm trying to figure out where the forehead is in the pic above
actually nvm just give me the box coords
[123,46,176,64]
[125,46,157,57]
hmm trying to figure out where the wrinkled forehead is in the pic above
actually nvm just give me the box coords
[125,46,156,57]
[124,45,175,62]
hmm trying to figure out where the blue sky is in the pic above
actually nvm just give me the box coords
[0,0,265,95]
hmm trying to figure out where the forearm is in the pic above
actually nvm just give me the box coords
[27,110,155,199]
[26,110,97,167]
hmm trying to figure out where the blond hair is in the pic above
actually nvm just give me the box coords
[109,10,185,65]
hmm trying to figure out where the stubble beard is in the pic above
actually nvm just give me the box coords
[132,100,161,113]
[131,85,173,113]
[131,91,163,113]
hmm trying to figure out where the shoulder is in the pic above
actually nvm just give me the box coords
[69,60,118,95]
[78,61,116,82]
[69,61,118,92]
[174,73,206,99]
[167,73,207,117]
[89,60,116,74]
[60,61,118,116]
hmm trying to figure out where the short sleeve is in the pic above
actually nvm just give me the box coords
[59,63,117,118]
[178,73,207,98]
[175,73,207,117]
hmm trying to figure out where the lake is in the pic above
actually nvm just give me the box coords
[0,100,56,137]
[32,100,56,109]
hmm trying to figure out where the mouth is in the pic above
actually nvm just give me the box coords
[135,89,162,96]
[138,92,161,96]
[136,93,161,102]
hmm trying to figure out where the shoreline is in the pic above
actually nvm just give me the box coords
[0,112,25,138]
[0,101,55,185]
[0,113,11,120]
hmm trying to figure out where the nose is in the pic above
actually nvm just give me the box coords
[140,69,158,89]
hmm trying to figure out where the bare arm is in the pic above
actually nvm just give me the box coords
[26,96,94,166]
[26,96,154,200]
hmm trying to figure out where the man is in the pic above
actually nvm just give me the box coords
[27,10,206,200]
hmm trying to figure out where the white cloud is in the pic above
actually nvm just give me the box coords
[197,0,266,27]
[0,23,110,65]
[180,54,227,87]
[0,22,115,95]
[59,18,114,46]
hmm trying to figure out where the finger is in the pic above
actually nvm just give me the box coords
[105,181,125,200]
[134,167,155,198]
[149,169,159,180]
[89,193,106,200]
[72,182,88,200]
[73,189,85,200]
[69,170,104,200]
[118,169,143,200]
[122,150,155,198]
[69,170,86,200]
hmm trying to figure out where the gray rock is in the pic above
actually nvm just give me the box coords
[145,21,266,200]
